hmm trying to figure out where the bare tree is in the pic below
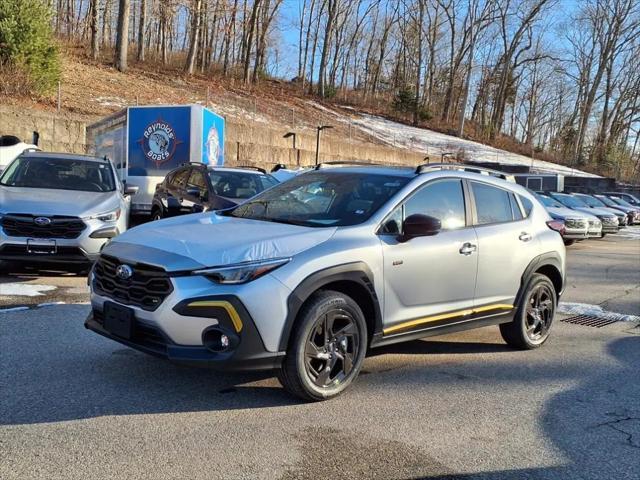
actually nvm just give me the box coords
[115,0,131,72]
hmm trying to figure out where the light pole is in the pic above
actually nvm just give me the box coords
[284,132,298,165]
[316,125,333,165]
[441,152,454,162]
[283,132,297,149]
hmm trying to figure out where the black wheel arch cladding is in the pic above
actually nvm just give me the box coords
[278,262,382,351]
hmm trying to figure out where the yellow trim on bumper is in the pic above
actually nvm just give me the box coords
[186,300,244,333]
[383,303,513,335]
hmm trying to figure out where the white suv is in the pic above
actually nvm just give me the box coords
[86,163,566,401]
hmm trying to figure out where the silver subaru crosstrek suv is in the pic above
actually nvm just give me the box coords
[0,152,137,270]
[86,163,566,401]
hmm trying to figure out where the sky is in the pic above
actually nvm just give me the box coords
[268,0,584,79]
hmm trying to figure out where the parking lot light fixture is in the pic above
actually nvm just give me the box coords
[316,125,333,165]
[283,132,297,150]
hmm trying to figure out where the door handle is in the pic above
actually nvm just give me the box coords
[459,242,477,256]
[519,232,532,242]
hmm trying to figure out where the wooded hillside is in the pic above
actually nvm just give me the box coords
[3,0,640,180]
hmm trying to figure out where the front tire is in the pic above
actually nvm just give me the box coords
[151,207,163,221]
[277,290,368,401]
[563,239,575,246]
[500,274,556,350]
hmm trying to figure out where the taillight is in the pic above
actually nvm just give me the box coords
[546,220,566,236]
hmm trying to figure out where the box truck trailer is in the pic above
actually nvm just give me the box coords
[87,105,225,215]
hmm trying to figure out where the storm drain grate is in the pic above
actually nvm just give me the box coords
[560,314,619,328]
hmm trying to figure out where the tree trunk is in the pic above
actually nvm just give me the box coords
[243,0,261,83]
[318,0,337,97]
[90,0,99,60]
[115,0,130,72]
[137,0,147,61]
[185,0,203,74]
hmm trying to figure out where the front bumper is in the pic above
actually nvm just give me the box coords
[85,296,284,371]
[563,228,589,240]
[601,225,619,233]
[0,218,119,264]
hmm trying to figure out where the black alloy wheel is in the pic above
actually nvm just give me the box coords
[500,273,556,350]
[304,310,360,388]
[524,283,554,343]
[277,290,367,401]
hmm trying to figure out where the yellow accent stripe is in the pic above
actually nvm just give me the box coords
[186,301,243,333]
[383,303,513,335]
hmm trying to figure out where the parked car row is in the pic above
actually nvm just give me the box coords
[534,190,640,245]
[2,149,638,400]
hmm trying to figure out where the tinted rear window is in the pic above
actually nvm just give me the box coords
[472,182,514,224]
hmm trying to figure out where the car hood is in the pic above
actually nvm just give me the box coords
[0,186,119,217]
[546,206,589,219]
[103,213,337,271]
[570,206,616,218]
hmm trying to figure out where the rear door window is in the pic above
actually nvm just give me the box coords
[187,169,209,197]
[170,168,190,189]
[471,182,514,225]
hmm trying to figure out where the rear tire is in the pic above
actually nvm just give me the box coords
[500,274,556,350]
[277,290,368,401]
[563,239,575,246]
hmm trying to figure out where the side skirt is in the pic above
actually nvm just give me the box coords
[370,310,515,349]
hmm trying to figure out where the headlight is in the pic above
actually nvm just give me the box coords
[87,208,121,222]
[193,258,290,284]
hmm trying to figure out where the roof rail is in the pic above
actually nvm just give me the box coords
[271,163,287,172]
[236,165,267,174]
[181,161,207,167]
[315,161,391,170]
[415,162,516,183]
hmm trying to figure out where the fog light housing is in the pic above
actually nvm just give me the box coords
[202,327,236,353]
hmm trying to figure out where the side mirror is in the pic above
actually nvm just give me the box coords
[124,184,139,196]
[186,186,201,199]
[398,214,441,243]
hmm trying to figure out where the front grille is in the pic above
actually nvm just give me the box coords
[602,217,618,226]
[565,218,587,229]
[588,219,601,228]
[93,255,173,311]
[1,214,86,239]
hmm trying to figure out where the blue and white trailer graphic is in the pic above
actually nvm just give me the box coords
[87,105,225,215]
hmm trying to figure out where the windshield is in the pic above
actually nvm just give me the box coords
[575,194,605,208]
[553,194,587,208]
[595,196,619,208]
[611,197,634,208]
[209,171,278,199]
[537,195,563,208]
[228,171,410,227]
[0,157,116,192]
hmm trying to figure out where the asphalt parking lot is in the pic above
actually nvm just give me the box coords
[1,232,639,480]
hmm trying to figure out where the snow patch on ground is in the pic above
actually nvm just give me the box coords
[352,114,599,177]
[307,101,597,178]
[558,302,639,322]
[0,283,57,297]
[611,225,640,240]
[209,102,270,124]
[95,96,127,108]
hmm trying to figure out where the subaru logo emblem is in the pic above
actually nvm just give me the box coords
[34,217,51,226]
[115,264,133,280]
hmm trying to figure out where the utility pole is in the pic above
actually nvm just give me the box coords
[315,125,333,165]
